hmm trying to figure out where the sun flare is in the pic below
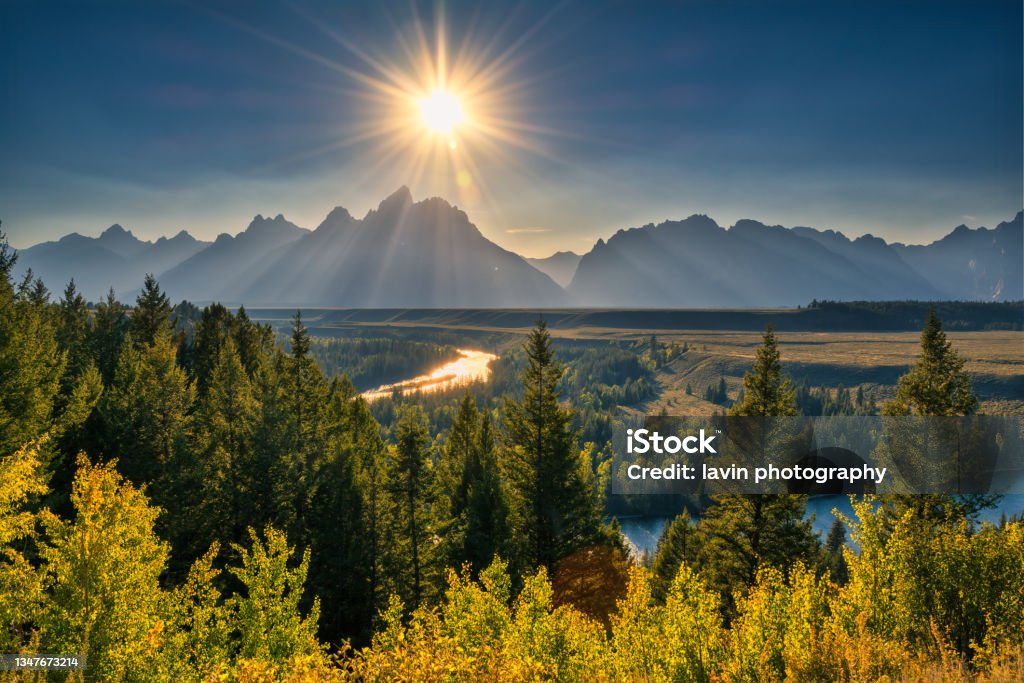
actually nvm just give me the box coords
[420,89,465,135]
[265,3,565,204]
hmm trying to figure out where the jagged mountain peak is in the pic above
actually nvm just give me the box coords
[241,213,306,240]
[100,223,132,238]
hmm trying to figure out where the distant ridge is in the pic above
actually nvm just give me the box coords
[569,212,1022,306]
[526,251,581,288]
[16,225,209,300]
[14,194,1022,307]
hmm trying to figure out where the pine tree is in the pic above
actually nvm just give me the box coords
[91,288,128,385]
[349,395,389,626]
[462,411,509,574]
[821,518,849,584]
[56,280,91,381]
[436,394,479,566]
[882,308,978,417]
[99,333,195,493]
[383,406,437,609]
[196,338,260,547]
[437,396,509,575]
[0,229,65,456]
[188,303,235,394]
[305,378,373,645]
[129,274,173,347]
[698,325,816,612]
[282,312,329,540]
[502,319,606,571]
[729,324,797,417]
[650,510,700,602]
[879,309,990,521]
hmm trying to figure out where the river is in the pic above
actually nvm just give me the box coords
[619,494,1024,556]
[361,348,499,401]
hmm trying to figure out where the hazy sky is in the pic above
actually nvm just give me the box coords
[1,0,1020,257]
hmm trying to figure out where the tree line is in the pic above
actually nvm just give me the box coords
[1,223,1022,680]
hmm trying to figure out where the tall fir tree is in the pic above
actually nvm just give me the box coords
[461,410,509,575]
[502,319,607,572]
[0,229,66,457]
[195,338,260,549]
[90,288,128,385]
[129,274,173,348]
[98,333,195,509]
[698,325,817,613]
[883,308,978,417]
[305,378,373,646]
[880,309,991,521]
[56,280,91,384]
[281,312,329,541]
[436,396,509,575]
[383,406,437,610]
[650,510,700,602]
[729,324,797,417]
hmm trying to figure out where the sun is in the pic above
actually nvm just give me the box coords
[262,2,566,199]
[420,89,465,136]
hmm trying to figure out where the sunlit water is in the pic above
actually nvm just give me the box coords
[620,493,1024,556]
[361,349,499,402]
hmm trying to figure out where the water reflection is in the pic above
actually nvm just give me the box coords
[362,349,498,401]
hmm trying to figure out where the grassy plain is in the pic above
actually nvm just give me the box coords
[249,309,1024,415]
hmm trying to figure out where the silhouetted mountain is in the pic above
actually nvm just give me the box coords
[95,224,149,258]
[17,226,209,300]
[890,212,1023,301]
[16,201,1022,308]
[569,214,1021,306]
[158,214,309,303]
[240,187,565,306]
[526,251,581,288]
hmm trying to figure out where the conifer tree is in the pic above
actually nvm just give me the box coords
[729,324,797,417]
[196,338,260,547]
[188,303,235,394]
[880,309,990,521]
[435,394,478,566]
[129,274,172,347]
[462,410,509,574]
[99,333,195,493]
[0,230,65,456]
[698,325,816,611]
[282,312,329,539]
[349,394,389,625]
[437,396,509,575]
[383,406,437,610]
[883,308,978,417]
[305,378,373,645]
[821,518,849,584]
[56,280,91,382]
[91,288,128,385]
[650,510,700,602]
[502,320,606,571]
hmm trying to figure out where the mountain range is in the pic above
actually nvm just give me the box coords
[13,189,1022,307]
[525,251,581,288]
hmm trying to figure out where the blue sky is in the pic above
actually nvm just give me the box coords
[1,0,1020,256]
